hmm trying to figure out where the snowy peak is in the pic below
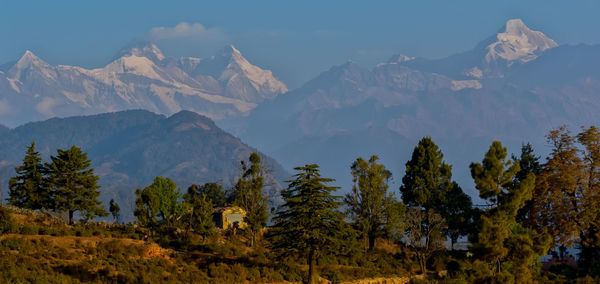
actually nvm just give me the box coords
[213,45,288,99]
[101,55,164,81]
[8,50,55,80]
[220,44,242,57]
[13,50,50,70]
[485,19,557,63]
[386,54,415,64]
[115,42,165,63]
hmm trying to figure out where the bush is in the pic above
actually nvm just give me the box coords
[0,206,16,234]
[1,237,24,250]
[20,225,38,235]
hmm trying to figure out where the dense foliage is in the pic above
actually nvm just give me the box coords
[268,164,345,283]
[3,127,600,282]
[346,155,404,251]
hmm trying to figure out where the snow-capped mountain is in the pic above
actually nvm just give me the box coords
[223,19,600,198]
[0,44,287,126]
[401,19,558,79]
[484,19,557,64]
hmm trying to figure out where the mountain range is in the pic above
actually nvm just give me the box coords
[0,43,287,127]
[222,19,600,198]
[1,19,600,203]
[0,110,288,220]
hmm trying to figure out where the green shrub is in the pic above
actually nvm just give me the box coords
[0,206,16,234]
[1,237,24,250]
[20,225,38,235]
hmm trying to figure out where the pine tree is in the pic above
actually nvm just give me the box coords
[8,142,51,210]
[268,164,345,284]
[233,152,268,247]
[400,137,472,247]
[183,184,215,237]
[46,146,107,224]
[470,141,550,281]
[345,155,404,251]
[513,143,542,225]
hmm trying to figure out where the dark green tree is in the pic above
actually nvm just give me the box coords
[134,187,159,229]
[109,199,120,223]
[0,206,15,235]
[470,141,550,282]
[8,142,51,211]
[183,184,215,237]
[134,177,188,229]
[233,152,268,247]
[268,164,345,284]
[512,143,542,225]
[188,182,225,207]
[46,146,107,224]
[345,155,404,251]
[400,137,472,247]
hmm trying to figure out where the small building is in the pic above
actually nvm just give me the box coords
[213,206,246,230]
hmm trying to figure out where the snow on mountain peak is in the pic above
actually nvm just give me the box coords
[114,42,166,63]
[101,55,163,81]
[386,54,415,64]
[222,44,241,56]
[130,44,165,61]
[485,19,557,63]
[15,50,47,68]
[215,45,288,96]
[9,50,55,80]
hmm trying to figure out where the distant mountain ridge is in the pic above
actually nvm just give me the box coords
[222,19,600,199]
[0,110,289,220]
[0,44,287,127]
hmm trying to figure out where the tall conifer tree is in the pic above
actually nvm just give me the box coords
[470,141,550,282]
[8,142,50,210]
[46,146,107,224]
[400,137,472,246]
[269,164,344,284]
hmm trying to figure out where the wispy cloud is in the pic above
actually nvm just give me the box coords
[147,22,226,41]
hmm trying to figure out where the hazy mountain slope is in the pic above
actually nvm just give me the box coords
[403,19,558,79]
[222,19,600,199]
[0,44,287,127]
[0,110,289,220]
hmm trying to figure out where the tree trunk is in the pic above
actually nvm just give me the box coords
[308,249,317,284]
[68,210,74,225]
[368,234,375,251]
[419,253,426,275]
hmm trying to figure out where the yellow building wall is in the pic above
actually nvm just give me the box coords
[221,206,247,229]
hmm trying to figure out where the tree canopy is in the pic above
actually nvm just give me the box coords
[46,146,107,224]
[8,142,51,211]
[233,152,269,247]
[345,155,404,251]
[269,164,345,284]
[400,137,472,245]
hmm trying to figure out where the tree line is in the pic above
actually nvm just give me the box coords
[7,142,106,224]
[5,126,600,282]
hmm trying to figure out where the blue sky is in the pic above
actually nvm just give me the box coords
[1,0,599,88]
